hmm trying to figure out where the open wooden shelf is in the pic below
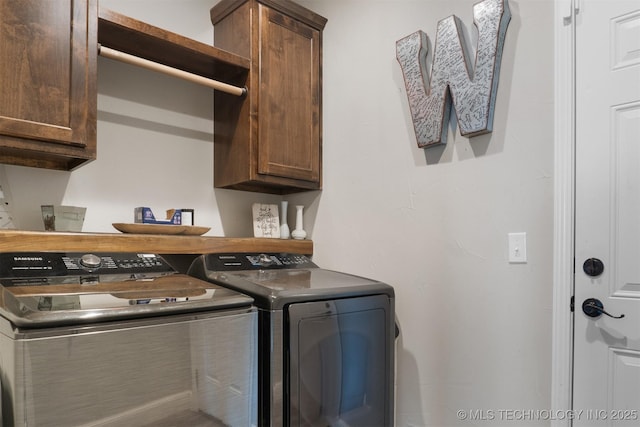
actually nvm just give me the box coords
[0,230,313,255]
[97,7,250,87]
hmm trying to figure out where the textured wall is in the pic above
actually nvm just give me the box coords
[292,0,554,425]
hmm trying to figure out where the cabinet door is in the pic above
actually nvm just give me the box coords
[0,0,96,169]
[257,5,321,183]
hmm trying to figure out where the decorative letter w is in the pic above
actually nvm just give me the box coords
[396,0,510,148]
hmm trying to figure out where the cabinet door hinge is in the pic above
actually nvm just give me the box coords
[570,295,575,312]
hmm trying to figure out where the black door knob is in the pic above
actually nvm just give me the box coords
[583,258,604,277]
[582,298,625,319]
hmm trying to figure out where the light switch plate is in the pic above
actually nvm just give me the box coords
[508,232,527,263]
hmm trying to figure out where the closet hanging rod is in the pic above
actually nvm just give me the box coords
[98,45,247,97]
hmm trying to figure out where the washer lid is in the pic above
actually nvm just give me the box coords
[0,274,253,327]
[0,252,254,328]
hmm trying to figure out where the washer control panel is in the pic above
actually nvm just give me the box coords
[0,252,174,283]
[61,253,169,272]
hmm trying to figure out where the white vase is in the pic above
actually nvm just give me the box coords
[280,201,290,239]
[291,205,307,240]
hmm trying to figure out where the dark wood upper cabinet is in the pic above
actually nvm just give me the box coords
[211,0,327,194]
[0,1,249,172]
[0,0,97,170]
[0,0,317,194]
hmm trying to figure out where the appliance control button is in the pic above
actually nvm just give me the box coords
[258,253,274,266]
[80,253,102,269]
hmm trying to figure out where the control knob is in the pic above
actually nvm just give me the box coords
[80,253,102,269]
[258,253,274,267]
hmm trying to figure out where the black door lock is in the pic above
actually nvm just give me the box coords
[583,258,604,277]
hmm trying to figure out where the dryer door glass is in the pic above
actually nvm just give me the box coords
[287,294,393,426]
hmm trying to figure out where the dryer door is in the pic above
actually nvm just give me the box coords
[288,294,394,426]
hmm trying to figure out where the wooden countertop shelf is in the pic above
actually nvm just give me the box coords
[97,7,250,87]
[0,230,313,255]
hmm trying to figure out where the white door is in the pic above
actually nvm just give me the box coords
[574,0,640,425]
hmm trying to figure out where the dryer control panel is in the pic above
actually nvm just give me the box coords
[205,253,317,271]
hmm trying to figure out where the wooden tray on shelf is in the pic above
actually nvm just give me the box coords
[112,223,210,236]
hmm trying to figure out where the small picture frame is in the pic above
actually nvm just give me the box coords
[181,209,194,225]
[252,203,280,238]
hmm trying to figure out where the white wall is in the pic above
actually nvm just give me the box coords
[293,0,555,426]
[2,0,555,426]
